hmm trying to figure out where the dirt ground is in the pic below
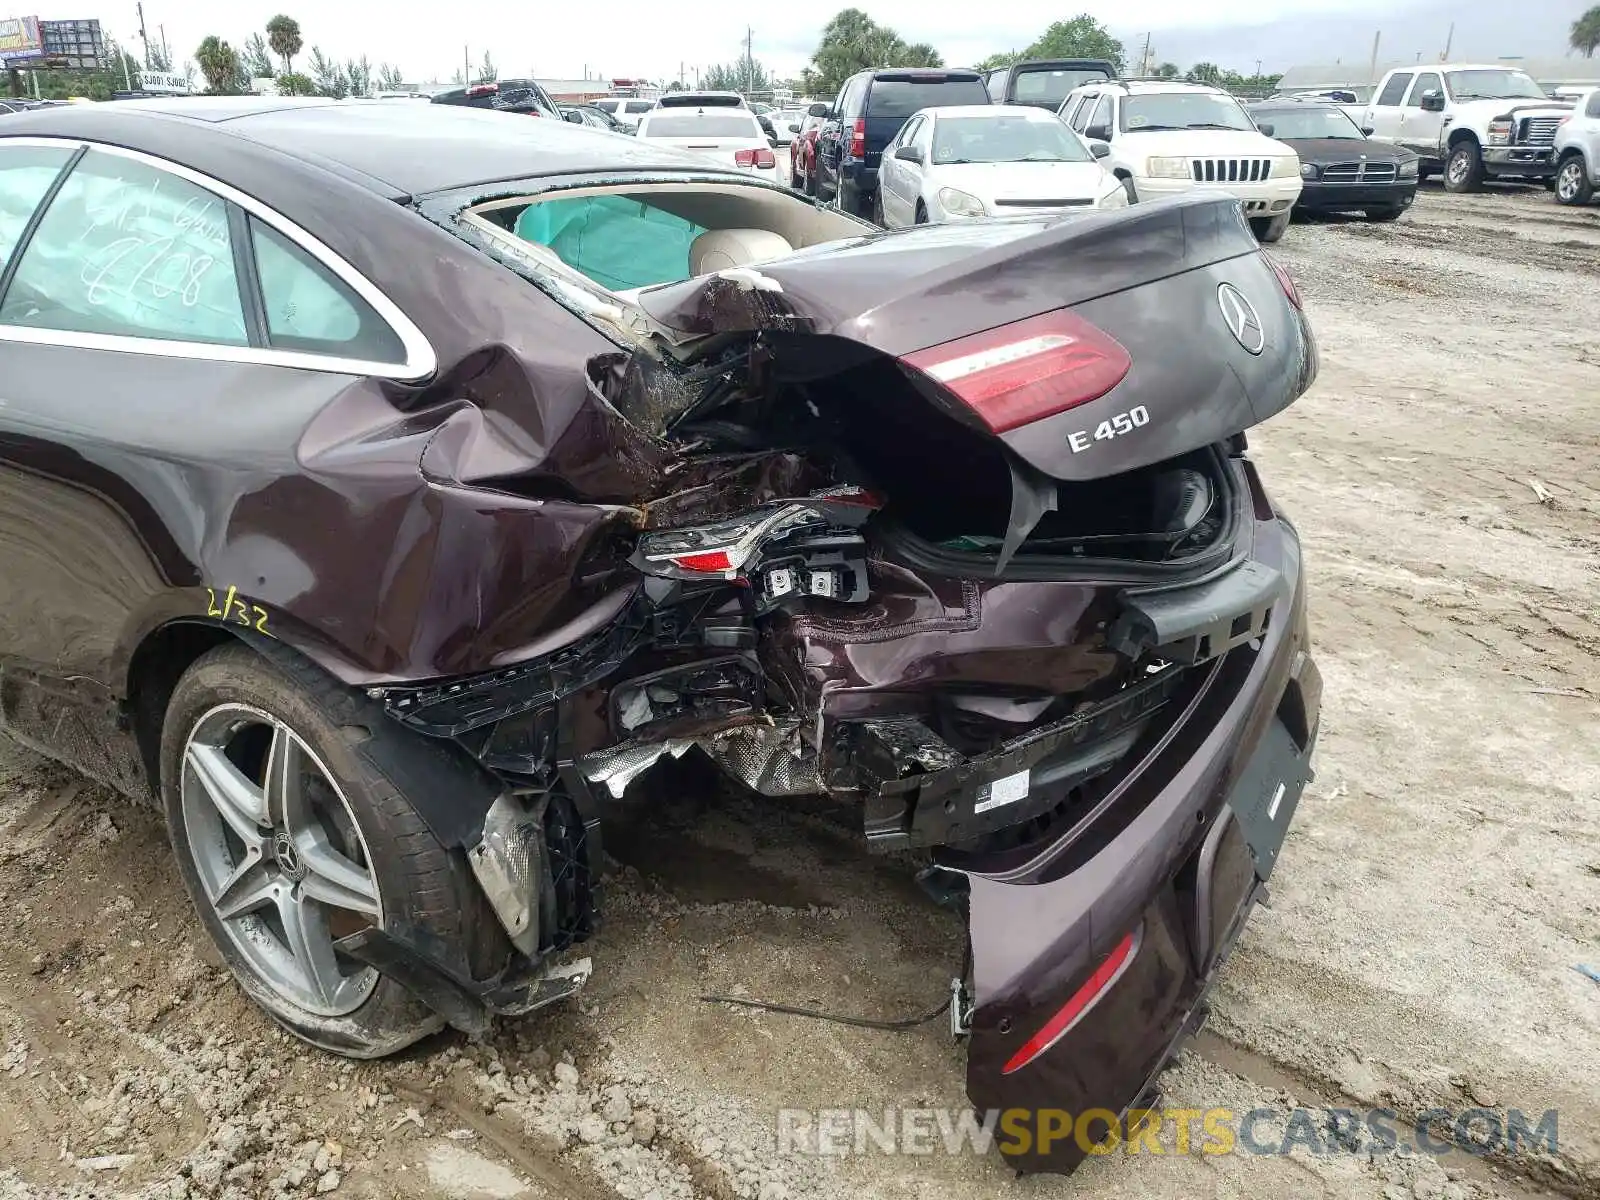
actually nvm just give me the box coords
[2,179,1597,1200]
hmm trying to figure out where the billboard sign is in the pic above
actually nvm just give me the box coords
[139,70,190,94]
[0,15,43,64]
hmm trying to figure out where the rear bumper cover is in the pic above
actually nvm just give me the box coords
[961,515,1319,1173]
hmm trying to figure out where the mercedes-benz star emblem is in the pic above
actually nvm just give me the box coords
[1217,283,1265,355]
[273,831,307,881]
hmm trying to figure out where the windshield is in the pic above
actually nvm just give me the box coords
[1444,70,1546,101]
[1254,107,1364,139]
[867,77,990,118]
[640,112,763,138]
[625,100,654,114]
[1012,67,1113,107]
[1122,92,1254,132]
[932,115,1093,164]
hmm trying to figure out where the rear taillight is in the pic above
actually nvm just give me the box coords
[734,148,777,169]
[900,310,1132,435]
[1002,929,1139,1076]
[850,118,866,158]
[466,83,498,98]
[1263,252,1302,310]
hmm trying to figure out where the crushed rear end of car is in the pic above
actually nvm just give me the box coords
[384,192,1321,1172]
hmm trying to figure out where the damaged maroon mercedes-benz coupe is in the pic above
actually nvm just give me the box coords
[0,99,1320,1172]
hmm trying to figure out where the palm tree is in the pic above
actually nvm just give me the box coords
[266,14,303,75]
[1572,6,1600,57]
[195,36,242,95]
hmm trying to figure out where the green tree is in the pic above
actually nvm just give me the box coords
[376,62,404,91]
[1022,15,1123,72]
[477,51,497,83]
[666,79,685,91]
[307,46,348,98]
[976,51,1020,72]
[1573,6,1600,56]
[345,55,373,97]
[703,60,772,91]
[275,70,316,96]
[1155,61,1181,78]
[266,14,303,74]
[1188,61,1221,84]
[807,8,944,96]
[242,33,275,79]
[195,36,244,95]
[146,41,172,72]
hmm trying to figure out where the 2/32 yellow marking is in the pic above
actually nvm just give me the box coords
[205,585,270,634]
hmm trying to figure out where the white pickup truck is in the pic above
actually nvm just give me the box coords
[1360,63,1572,192]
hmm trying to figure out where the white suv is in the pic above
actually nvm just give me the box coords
[1059,81,1302,241]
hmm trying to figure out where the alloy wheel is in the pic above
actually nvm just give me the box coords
[180,704,382,1017]
[1557,161,1583,202]
[1447,154,1469,186]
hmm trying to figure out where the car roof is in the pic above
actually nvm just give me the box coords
[0,98,738,197]
[923,104,1057,120]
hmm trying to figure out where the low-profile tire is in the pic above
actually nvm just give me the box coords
[1252,213,1290,243]
[1365,205,1405,222]
[1443,142,1485,193]
[1555,154,1594,206]
[159,643,507,1058]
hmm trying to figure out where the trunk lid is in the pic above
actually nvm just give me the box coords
[637,194,1314,482]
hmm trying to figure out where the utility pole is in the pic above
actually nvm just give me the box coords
[158,24,169,68]
[1254,59,1263,80]
[121,45,133,90]
[464,44,470,86]
[745,26,754,95]
[136,2,150,69]
[1440,21,1454,62]
[1367,30,1382,89]
[1141,32,1151,75]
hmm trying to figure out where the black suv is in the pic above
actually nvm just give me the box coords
[985,59,1119,111]
[430,79,560,120]
[814,68,990,216]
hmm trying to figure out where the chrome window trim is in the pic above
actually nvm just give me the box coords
[0,135,438,380]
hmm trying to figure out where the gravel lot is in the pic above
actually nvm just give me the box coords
[2,180,1597,1200]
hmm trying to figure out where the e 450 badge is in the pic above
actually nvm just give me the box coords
[1067,404,1150,453]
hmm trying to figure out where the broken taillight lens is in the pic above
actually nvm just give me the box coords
[735,148,777,169]
[900,310,1132,435]
[1002,928,1139,1075]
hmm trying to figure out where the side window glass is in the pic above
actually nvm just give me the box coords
[0,148,247,345]
[987,71,1006,102]
[0,144,74,276]
[1377,73,1413,106]
[1587,91,1600,119]
[251,219,405,363]
[1089,96,1112,134]
[1069,96,1093,132]
[1408,73,1441,108]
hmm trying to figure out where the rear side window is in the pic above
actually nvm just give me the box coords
[642,113,762,137]
[1376,73,1412,106]
[593,100,619,114]
[986,69,1009,101]
[0,144,73,276]
[1013,68,1112,108]
[250,219,404,362]
[625,100,654,114]
[1587,91,1600,118]
[866,77,990,119]
[0,148,248,345]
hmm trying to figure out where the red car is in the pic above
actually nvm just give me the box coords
[790,110,826,194]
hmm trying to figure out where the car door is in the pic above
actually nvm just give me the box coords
[0,139,423,788]
[880,114,923,226]
[1399,71,1445,156]
[1364,72,1413,143]
[818,77,856,198]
